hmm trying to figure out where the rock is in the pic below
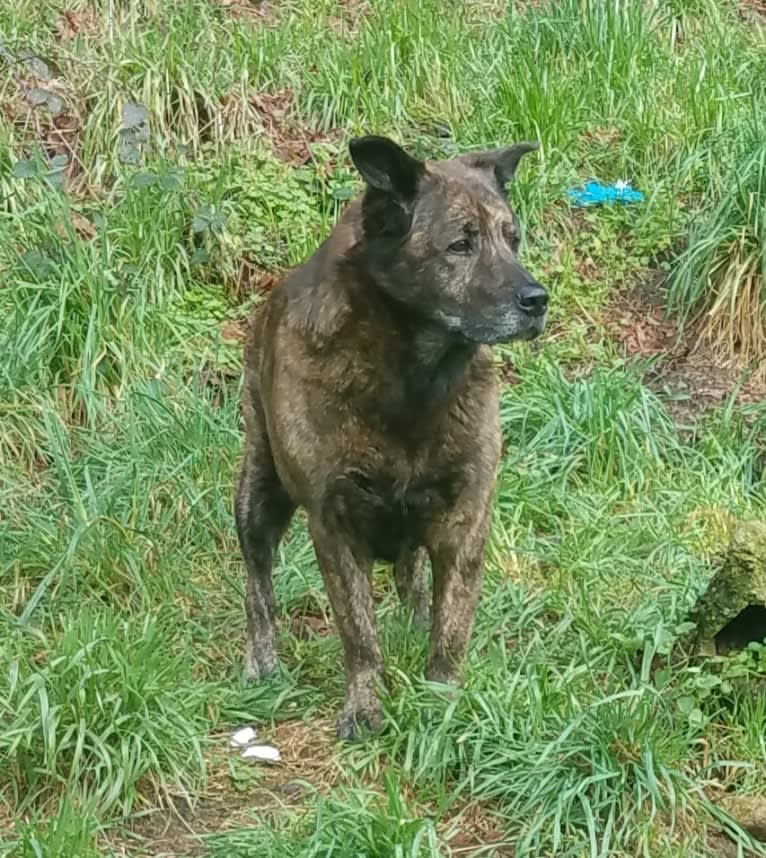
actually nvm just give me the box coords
[679,520,766,656]
[279,781,306,798]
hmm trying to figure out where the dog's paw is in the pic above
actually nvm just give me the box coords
[335,705,384,742]
[424,660,461,686]
[243,649,279,685]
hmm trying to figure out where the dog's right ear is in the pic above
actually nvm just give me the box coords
[349,136,424,199]
[464,141,540,189]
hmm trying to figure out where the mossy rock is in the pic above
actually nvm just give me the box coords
[679,520,766,656]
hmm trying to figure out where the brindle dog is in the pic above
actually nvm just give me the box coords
[235,135,547,739]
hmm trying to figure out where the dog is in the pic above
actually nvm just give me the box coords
[235,135,546,739]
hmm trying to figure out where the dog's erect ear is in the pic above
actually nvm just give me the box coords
[466,141,540,187]
[349,136,424,199]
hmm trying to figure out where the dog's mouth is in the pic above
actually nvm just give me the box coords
[437,311,547,347]
[480,324,545,346]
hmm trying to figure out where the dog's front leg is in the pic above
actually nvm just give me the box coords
[425,508,491,685]
[309,519,384,740]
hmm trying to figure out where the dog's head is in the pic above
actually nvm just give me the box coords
[349,135,547,345]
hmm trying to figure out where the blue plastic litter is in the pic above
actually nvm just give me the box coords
[567,180,644,207]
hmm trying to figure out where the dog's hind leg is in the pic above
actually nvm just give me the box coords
[394,545,431,628]
[235,395,295,683]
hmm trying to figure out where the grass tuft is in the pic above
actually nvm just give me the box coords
[669,127,766,374]
[1,612,208,816]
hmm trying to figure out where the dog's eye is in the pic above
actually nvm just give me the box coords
[448,239,472,255]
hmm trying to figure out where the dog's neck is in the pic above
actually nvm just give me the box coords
[315,249,480,421]
[402,318,477,409]
[367,286,478,418]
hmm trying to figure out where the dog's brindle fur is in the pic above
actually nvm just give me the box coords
[235,136,547,740]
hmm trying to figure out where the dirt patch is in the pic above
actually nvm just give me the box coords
[248,88,342,166]
[289,610,335,639]
[227,257,281,303]
[740,0,766,24]
[579,125,621,148]
[706,831,749,858]
[216,0,370,33]
[464,0,514,18]
[441,801,515,856]
[220,319,248,343]
[697,789,766,856]
[647,801,766,858]
[327,0,371,32]
[0,45,85,192]
[108,719,340,856]
[604,271,766,425]
[214,0,282,25]
[214,85,342,168]
[55,9,101,41]
[53,210,98,242]
[0,800,15,844]
[717,793,766,843]
[192,364,240,408]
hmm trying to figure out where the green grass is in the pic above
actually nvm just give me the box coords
[669,121,766,371]
[2,0,766,855]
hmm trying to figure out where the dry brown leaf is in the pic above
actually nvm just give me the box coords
[70,211,97,240]
[55,9,100,41]
[290,614,334,639]
[220,320,246,343]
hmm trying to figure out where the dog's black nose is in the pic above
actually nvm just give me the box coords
[517,283,548,317]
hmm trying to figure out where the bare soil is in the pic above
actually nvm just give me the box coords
[107,719,338,856]
[604,270,766,426]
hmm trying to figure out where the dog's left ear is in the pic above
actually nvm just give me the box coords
[349,136,425,200]
[467,141,540,187]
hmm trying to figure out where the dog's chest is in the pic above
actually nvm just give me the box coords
[329,466,462,562]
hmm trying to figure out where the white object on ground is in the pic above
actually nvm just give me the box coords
[229,725,257,749]
[240,744,281,763]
